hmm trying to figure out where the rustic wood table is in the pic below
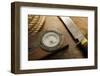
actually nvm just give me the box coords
[28,16,88,60]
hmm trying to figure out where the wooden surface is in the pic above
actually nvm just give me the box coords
[28,16,88,60]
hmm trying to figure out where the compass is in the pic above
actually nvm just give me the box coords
[40,31,62,52]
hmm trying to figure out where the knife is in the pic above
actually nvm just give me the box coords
[59,16,88,58]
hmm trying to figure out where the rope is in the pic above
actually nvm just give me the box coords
[28,15,46,36]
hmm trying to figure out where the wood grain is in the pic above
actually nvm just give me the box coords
[28,16,88,60]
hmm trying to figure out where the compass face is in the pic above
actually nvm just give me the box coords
[40,31,61,51]
[42,32,60,47]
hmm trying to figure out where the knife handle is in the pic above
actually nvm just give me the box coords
[77,38,88,58]
[80,38,88,47]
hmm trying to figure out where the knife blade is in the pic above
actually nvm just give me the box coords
[59,16,88,58]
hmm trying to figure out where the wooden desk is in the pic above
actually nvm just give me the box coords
[28,16,88,60]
